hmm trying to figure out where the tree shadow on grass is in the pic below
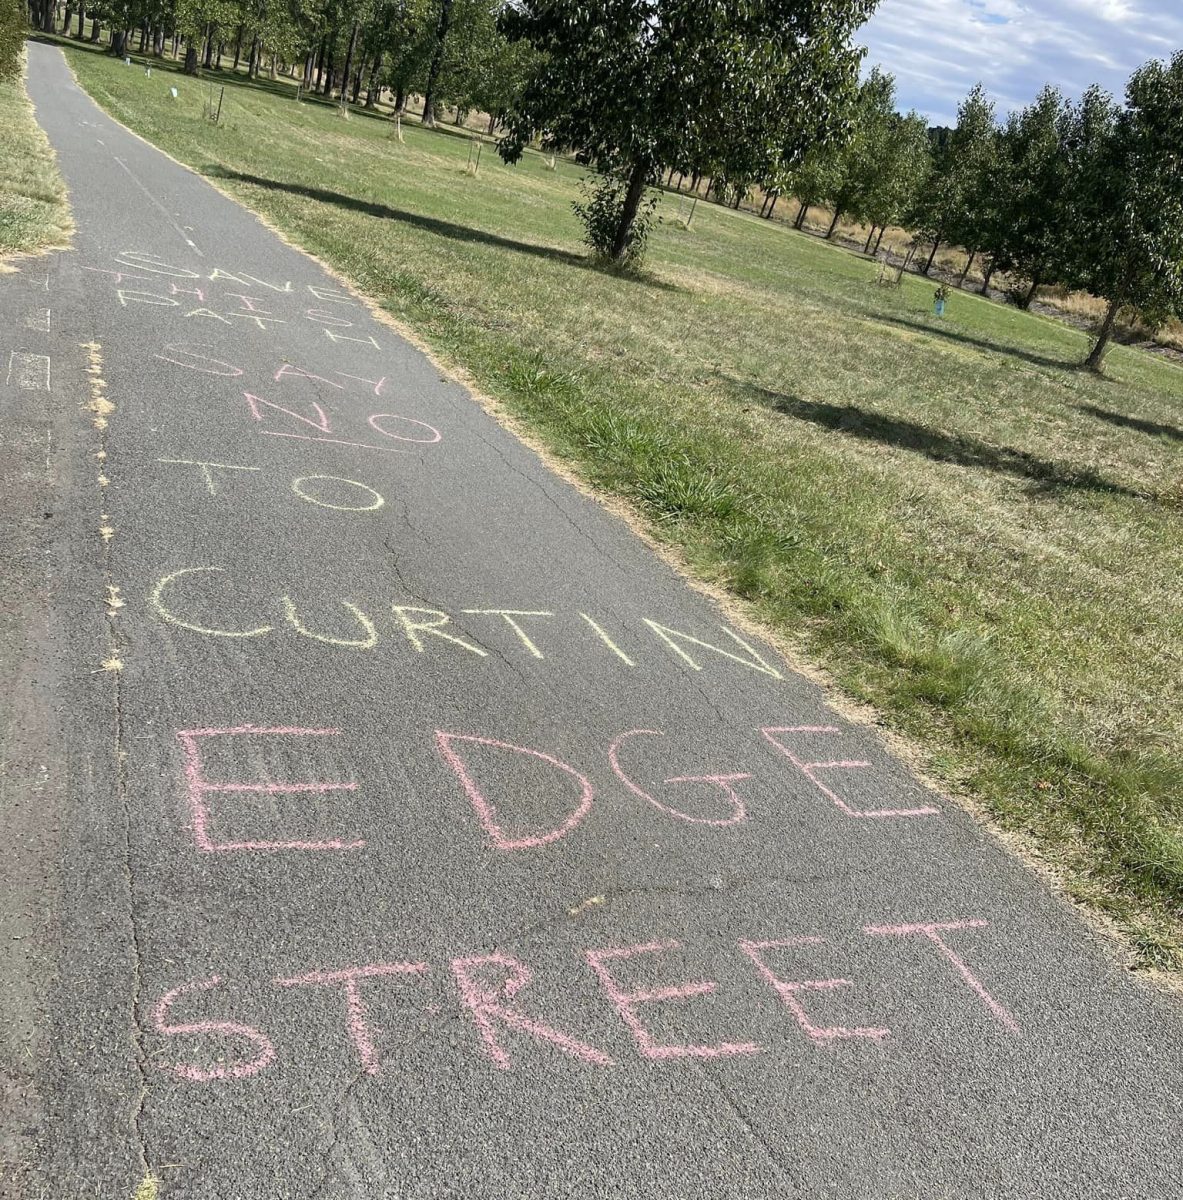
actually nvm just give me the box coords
[863,312,1080,372]
[208,168,679,290]
[1076,403,1183,443]
[729,379,1153,503]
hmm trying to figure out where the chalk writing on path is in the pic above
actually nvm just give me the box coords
[150,920,1018,1082]
[87,245,1011,1122]
[242,391,441,454]
[4,350,51,391]
[159,458,387,512]
[146,578,790,680]
[761,727,941,820]
[176,725,365,853]
[170,722,937,858]
[609,729,751,828]
[154,345,392,404]
[85,253,382,347]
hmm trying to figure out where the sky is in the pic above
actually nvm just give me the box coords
[857,0,1183,126]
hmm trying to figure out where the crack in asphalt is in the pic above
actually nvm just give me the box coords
[305,1066,369,1200]
[466,422,635,579]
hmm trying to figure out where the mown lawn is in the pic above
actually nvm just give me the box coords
[0,51,71,257]
[61,40,1183,969]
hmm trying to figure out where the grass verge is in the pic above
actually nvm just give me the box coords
[0,50,71,258]
[60,40,1183,970]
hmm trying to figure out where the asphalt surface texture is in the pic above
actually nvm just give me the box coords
[2,41,1182,1200]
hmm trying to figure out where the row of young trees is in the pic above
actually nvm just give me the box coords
[781,59,1183,367]
[22,0,536,130]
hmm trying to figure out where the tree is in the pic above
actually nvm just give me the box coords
[442,0,535,130]
[498,0,878,265]
[378,0,435,112]
[860,108,929,247]
[910,84,996,275]
[1062,56,1183,370]
[821,66,896,238]
[980,87,1071,307]
[818,68,928,245]
[786,142,842,231]
[1,0,24,81]
[419,0,452,125]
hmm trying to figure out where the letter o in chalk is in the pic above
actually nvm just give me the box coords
[368,413,442,444]
[291,475,385,512]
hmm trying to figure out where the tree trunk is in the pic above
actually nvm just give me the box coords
[1084,297,1120,370]
[247,35,260,79]
[958,249,976,287]
[183,43,198,75]
[1020,274,1041,309]
[487,112,496,134]
[314,39,325,90]
[111,28,127,56]
[89,18,101,41]
[610,159,650,262]
[922,234,941,275]
[365,52,383,108]
[794,201,809,230]
[766,192,778,219]
[420,0,453,128]
[232,26,243,71]
[874,226,886,253]
[864,225,876,253]
[321,33,335,94]
[75,2,84,36]
[978,262,996,295]
[394,83,405,113]
[63,6,73,36]
[826,208,842,239]
[202,29,214,69]
[339,21,359,104]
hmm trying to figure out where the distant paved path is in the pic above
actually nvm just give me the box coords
[2,42,1181,1200]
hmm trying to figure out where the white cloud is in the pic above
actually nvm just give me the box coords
[857,0,1183,125]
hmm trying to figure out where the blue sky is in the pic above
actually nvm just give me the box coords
[857,0,1183,126]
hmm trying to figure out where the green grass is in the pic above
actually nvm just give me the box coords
[0,50,71,256]
[61,40,1183,969]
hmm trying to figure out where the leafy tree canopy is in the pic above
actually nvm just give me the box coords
[1063,53,1183,366]
[497,0,878,262]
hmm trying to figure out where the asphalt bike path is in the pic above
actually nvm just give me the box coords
[3,41,1182,1199]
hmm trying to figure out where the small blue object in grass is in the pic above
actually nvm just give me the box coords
[933,285,949,317]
